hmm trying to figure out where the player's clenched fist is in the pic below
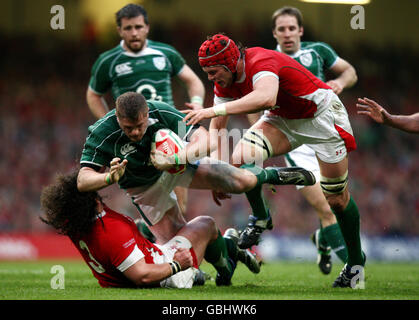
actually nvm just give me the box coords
[105,157,128,185]
[172,248,193,271]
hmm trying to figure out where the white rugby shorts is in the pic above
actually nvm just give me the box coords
[261,95,356,164]
[126,165,196,226]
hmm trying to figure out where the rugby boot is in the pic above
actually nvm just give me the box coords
[310,229,332,275]
[238,215,273,249]
[266,166,316,186]
[224,228,261,274]
[333,252,366,288]
[193,269,212,286]
[215,257,237,286]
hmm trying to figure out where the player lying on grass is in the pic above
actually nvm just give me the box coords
[40,171,261,288]
[77,92,315,249]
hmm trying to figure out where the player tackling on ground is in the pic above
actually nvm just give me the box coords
[41,171,260,288]
[77,92,315,285]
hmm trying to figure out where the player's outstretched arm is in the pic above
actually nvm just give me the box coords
[357,97,419,133]
[182,76,279,125]
[77,158,128,192]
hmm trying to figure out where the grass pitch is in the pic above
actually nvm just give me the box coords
[1,260,418,300]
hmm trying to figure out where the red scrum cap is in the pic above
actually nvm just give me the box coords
[198,34,240,73]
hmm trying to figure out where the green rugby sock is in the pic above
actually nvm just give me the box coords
[321,223,348,263]
[317,227,331,254]
[332,196,364,266]
[224,237,239,261]
[240,164,272,220]
[204,230,234,278]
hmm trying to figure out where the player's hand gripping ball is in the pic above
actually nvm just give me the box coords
[151,129,186,175]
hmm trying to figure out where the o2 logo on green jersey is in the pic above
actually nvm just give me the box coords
[137,84,163,101]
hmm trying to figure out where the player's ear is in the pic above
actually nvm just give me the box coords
[95,198,103,212]
[299,26,304,37]
[117,26,123,37]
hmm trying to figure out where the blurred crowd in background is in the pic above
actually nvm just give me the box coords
[0,19,418,237]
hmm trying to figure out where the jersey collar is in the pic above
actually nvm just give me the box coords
[120,39,149,57]
[275,44,302,58]
[94,210,106,220]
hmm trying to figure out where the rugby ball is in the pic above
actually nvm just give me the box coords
[151,129,186,175]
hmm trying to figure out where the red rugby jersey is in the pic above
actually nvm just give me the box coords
[215,47,332,119]
[70,206,164,288]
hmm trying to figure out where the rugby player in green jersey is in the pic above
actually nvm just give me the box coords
[77,92,315,284]
[87,4,205,119]
[268,7,359,279]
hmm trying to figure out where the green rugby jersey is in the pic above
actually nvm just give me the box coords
[80,100,196,189]
[276,41,338,81]
[89,40,185,106]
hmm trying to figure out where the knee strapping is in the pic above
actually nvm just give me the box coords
[320,171,348,194]
[241,129,273,162]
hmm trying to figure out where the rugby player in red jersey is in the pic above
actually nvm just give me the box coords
[183,34,366,288]
[40,171,261,288]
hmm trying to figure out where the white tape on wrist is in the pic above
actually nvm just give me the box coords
[213,103,227,116]
[190,96,203,106]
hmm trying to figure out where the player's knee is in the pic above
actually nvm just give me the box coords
[320,171,349,213]
[325,193,349,214]
[233,175,250,193]
[195,216,217,237]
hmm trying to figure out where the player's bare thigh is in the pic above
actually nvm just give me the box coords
[231,119,292,165]
[316,156,351,210]
[150,205,187,244]
[174,186,188,215]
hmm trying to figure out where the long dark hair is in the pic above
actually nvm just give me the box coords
[40,171,101,238]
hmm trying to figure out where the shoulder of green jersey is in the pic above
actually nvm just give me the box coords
[97,44,124,60]
[88,112,117,134]
[90,129,124,164]
[92,46,125,90]
[147,40,180,56]
[302,42,338,57]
